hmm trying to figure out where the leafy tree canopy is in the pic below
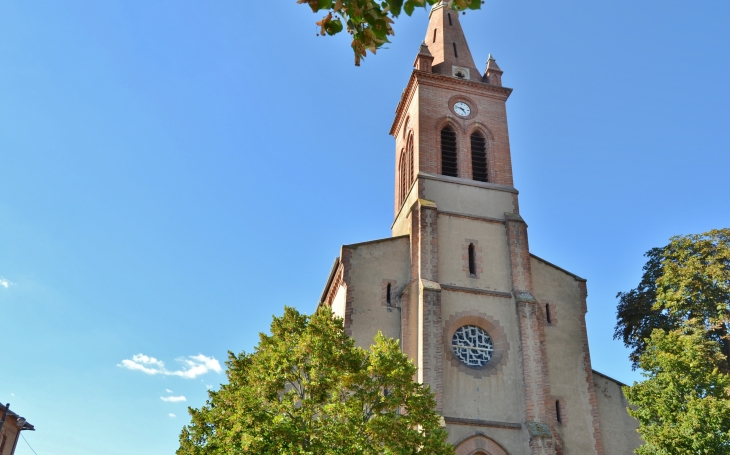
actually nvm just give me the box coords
[297,0,483,65]
[615,229,730,369]
[177,306,453,455]
[624,328,730,455]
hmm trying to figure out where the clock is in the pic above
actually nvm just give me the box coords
[454,101,471,117]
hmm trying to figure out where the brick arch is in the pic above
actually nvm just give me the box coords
[454,434,510,455]
[465,121,494,142]
[434,115,465,134]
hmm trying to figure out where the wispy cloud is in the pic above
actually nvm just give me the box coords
[168,413,176,418]
[0,277,12,289]
[160,395,187,403]
[166,389,173,393]
[118,353,222,379]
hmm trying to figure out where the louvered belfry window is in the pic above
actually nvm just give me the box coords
[471,132,488,182]
[441,126,458,177]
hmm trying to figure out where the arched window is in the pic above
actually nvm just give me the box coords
[468,243,476,276]
[406,134,414,191]
[471,131,488,182]
[441,126,458,177]
[556,400,562,423]
[398,149,407,207]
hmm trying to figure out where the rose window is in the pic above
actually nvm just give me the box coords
[452,325,494,367]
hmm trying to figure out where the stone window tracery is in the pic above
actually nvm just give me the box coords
[452,325,494,367]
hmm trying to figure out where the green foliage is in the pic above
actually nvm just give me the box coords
[615,247,671,368]
[177,306,453,455]
[624,328,730,455]
[298,0,483,65]
[618,229,730,453]
[615,229,730,369]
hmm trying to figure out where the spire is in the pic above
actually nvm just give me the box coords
[484,54,503,86]
[422,1,480,81]
[414,40,434,72]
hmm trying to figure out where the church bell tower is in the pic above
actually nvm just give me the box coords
[320,2,642,454]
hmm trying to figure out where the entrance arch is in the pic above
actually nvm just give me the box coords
[454,434,510,455]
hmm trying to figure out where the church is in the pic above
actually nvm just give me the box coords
[318,2,642,454]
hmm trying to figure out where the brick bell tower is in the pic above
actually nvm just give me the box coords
[320,2,642,454]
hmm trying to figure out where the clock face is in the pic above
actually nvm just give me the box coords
[454,101,471,117]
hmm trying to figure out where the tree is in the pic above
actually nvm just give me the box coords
[177,306,453,455]
[624,327,730,455]
[297,0,483,66]
[615,229,730,369]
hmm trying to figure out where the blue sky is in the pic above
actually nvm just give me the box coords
[1,1,728,454]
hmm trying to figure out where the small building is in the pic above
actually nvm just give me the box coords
[0,403,34,455]
[318,2,642,454]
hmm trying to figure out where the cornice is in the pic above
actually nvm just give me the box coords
[390,72,419,136]
[417,70,513,99]
[390,70,513,136]
[419,172,519,194]
[440,284,513,299]
[390,173,519,229]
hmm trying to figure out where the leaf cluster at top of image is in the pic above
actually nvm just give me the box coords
[298,0,482,65]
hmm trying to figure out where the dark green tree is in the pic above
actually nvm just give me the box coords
[178,306,453,455]
[615,229,730,369]
[297,0,483,65]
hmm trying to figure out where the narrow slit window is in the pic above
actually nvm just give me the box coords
[386,283,392,305]
[556,400,562,423]
[468,243,476,276]
[453,42,458,58]
[470,132,488,182]
[433,28,437,43]
[440,126,458,177]
[448,13,452,26]
[546,304,552,324]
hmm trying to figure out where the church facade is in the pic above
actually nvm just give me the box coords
[319,3,641,454]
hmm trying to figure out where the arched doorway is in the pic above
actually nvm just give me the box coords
[454,434,510,455]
